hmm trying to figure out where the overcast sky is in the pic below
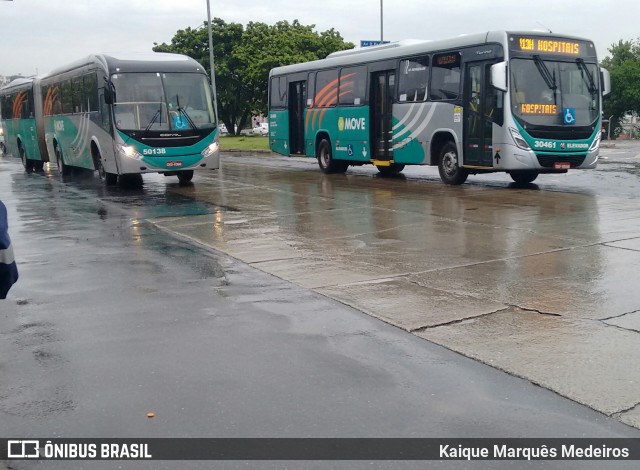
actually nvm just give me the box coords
[0,0,637,77]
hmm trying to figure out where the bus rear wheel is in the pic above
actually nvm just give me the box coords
[177,170,194,185]
[438,142,468,185]
[55,145,72,176]
[19,145,34,172]
[317,139,348,174]
[376,163,405,176]
[510,171,539,184]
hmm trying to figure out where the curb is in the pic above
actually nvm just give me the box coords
[221,149,274,154]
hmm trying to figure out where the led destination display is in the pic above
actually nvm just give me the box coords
[510,36,595,58]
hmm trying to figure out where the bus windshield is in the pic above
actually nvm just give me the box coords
[112,72,215,131]
[510,58,599,127]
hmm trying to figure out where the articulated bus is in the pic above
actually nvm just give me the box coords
[268,31,610,185]
[0,52,220,184]
[0,78,46,171]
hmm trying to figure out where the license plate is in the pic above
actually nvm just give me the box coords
[166,161,183,168]
[554,162,570,169]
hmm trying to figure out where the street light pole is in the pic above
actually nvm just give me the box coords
[206,0,219,121]
[608,115,614,141]
[380,0,383,42]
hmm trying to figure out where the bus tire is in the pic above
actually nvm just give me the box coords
[317,139,348,174]
[510,171,539,184]
[119,174,143,188]
[0,142,6,156]
[177,170,194,185]
[33,160,45,172]
[438,142,468,185]
[19,145,34,172]
[376,163,405,176]
[55,145,72,176]
[105,173,118,186]
[94,150,117,185]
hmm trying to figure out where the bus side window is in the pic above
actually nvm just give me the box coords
[430,52,461,101]
[398,56,429,102]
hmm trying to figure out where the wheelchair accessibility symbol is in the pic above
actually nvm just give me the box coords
[563,108,576,125]
[173,115,188,129]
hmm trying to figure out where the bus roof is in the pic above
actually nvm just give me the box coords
[42,52,207,79]
[0,77,36,93]
[270,30,595,77]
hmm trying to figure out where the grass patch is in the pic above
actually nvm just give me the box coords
[219,135,271,152]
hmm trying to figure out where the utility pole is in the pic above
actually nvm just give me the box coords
[380,0,384,42]
[206,0,219,121]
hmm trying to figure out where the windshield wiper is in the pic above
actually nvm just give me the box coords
[175,95,197,131]
[533,55,557,91]
[576,58,597,96]
[145,108,161,131]
[176,106,197,131]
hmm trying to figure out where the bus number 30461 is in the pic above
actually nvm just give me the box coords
[143,148,167,155]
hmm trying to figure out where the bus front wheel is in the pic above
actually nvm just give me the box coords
[510,171,539,184]
[95,153,117,186]
[177,170,194,185]
[438,142,468,185]
[317,139,348,174]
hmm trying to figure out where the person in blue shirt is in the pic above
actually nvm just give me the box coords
[0,199,18,299]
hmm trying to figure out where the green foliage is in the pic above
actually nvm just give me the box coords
[154,19,353,135]
[601,39,640,136]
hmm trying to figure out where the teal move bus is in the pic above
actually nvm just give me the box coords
[0,53,220,185]
[268,31,610,185]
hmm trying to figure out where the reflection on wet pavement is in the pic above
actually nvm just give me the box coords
[3,145,640,430]
[153,151,640,428]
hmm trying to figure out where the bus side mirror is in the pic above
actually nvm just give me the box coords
[490,62,508,92]
[601,68,611,97]
[104,88,114,105]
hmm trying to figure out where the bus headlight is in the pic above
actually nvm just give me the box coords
[509,128,531,151]
[118,144,142,160]
[201,141,219,158]
[0,128,4,137]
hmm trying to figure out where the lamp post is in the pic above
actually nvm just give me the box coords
[206,0,219,121]
[380,0,384,42]
[608,115,614,141]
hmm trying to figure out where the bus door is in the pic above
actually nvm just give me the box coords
[370,71,395,161]
[288,81,306,155]
[463,61,496,167]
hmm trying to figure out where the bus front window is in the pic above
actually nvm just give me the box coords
[510,58,599,127]
[112,72,215,132]
[162,73,216,130]
[112,73,168,131]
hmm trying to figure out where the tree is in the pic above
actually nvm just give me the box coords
[154,19,247,137]
[601,39,640,137]
[154,19,353,135]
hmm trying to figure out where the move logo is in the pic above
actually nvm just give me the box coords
[338,117,366,132]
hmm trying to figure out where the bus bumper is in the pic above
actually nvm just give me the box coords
[115,146,220,174]
[499,143,598,171]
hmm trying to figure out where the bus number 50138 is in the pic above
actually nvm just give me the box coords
[143,148,167,155]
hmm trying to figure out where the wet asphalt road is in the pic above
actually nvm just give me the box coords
[1,145,640,469]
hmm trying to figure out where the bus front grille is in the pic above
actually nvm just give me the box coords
[536,154,587,168]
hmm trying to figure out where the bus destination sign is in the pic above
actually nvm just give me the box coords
[511,36,594,57]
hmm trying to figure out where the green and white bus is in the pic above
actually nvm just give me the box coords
[0,52,220,184]
[0,78,47,171]
[268,31,610,184]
